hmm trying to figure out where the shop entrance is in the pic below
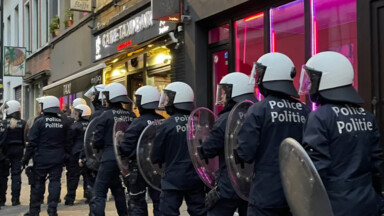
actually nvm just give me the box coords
[127,72,144,113]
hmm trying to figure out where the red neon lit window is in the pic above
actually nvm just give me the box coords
[209,24,230,44]
[314,0,358,89]
[270,0,305,103]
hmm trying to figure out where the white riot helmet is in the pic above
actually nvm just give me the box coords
[85,84,105,100]
[36,96,46,103]
[159,82,195,112]
[216,72,255,106]
[72,98,86,108]
[74,104,92,117]
[102,83,132,104]
[135,85,160,109]
[5,100,21,115]
[299,51,363,104]
[251,52,299,98]
[40,96,61,113]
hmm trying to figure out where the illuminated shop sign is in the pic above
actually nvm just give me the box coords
[93,8,176,62]
[100,11,153,49]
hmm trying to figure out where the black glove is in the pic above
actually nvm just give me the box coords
[198,139,209,164]
[233,149,245,168]
[22,157,30,168]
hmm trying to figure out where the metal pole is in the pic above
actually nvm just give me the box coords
[0,0,3,103]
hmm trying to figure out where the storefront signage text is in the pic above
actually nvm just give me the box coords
[63,83,72,95]
[159,21,170,34]
[101,11,153,48]
[70,0,92,12]
[91,75,102,85]
[93,7,177,62]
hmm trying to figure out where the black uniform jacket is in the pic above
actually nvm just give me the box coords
[120,112,164,159]
[93,108,136,163]
[68,119,89,157]
[237,94,310,208]
[151,112,204,190]
[302,103,383,216]
[25,113,71,169]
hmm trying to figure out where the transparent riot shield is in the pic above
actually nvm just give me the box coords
[225,100,254,201]
[137,119,165,192]
[113,120,131,177]
[84,118,102,171]
[280,138,333,216]
[187,107,219,189]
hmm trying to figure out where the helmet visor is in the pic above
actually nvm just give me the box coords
[134,95,142,109]
[100,91,109,106]
[249,62,267,86]
[158,90,176,109]
[84,86,98,100]
[215,84,232,106]
[299,65,322,95]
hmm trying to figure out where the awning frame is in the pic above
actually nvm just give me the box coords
[43,63,106,91]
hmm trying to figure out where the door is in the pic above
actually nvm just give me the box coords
[210,47,229,114]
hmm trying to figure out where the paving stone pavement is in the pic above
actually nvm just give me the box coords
[0,169,189,216]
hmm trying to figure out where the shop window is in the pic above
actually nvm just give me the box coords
[209,24,230,44]
[270,0,305,102]
[314,0,358,88]
[146,47,172,68]
[235,12,264,100]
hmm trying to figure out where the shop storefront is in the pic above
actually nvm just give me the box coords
[185,0,358,112]
[42,63,105,111]
[92,3,177,113]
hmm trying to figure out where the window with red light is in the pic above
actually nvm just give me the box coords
[314,0,358,89]
[209,24,230,44]
[235,13,264,100]
[271,0,306,102]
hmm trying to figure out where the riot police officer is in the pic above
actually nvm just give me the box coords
[151,82,206,216]
[198,72,257,215]
[64,104,91,206]
[236,52,310,216]
[91,83,136,216]
[64,97,88,205]
[0,100,26,207]
[22,96,71,216]
[120,85,164,216]
[300,51,383,216]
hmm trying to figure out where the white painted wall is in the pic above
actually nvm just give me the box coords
[3,0,24,112]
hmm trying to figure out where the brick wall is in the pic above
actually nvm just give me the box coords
[25,48,51,76]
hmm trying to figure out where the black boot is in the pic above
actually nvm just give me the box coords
[12,199,21,206]
[24,212,38,216]
[48,210,58,216]
[64,199,74,206]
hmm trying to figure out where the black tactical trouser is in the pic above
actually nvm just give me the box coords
[91,161,127,216]
[7,145,24,202]
[0,159,10,204]
[208,198,248,216]
[28,164,63,215]
[65,155,87,202]
[126,165,160,216]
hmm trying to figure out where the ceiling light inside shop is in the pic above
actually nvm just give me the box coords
[112,58,119,63]
[155,54,172,64]
[111,69,126,77]
[148,44,153,48]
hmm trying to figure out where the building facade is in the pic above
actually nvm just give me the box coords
[3,0,24,109]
